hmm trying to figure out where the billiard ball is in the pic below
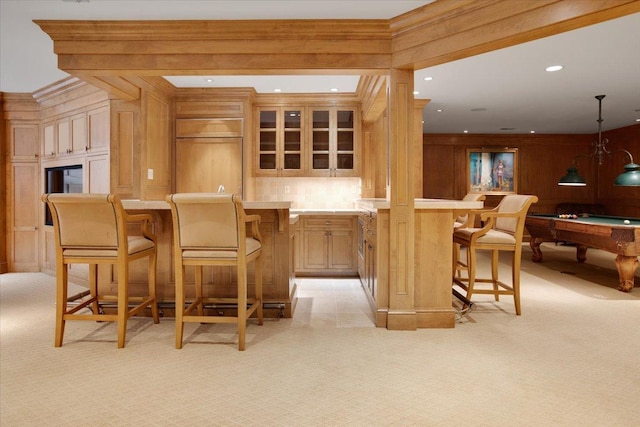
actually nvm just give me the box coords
[624,219,631,224]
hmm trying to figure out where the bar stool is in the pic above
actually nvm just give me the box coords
[167,193,263,351]
[453,194,538,315]
[42,193,160,348]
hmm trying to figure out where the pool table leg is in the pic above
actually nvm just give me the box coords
[615,255,638,292]
[576,244,588,263]
[530,238,544,262]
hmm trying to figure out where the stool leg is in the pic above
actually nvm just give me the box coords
[89,264,100,315]
[148,250,160,324]
[513,249,522,315]
[116,261,128,349]
[256,254,263,326]
[55,262,68,347]
[195,265,204,317]
[466,247,477,303]
[237,263,248,351]
[491,250,500,301]
[175,265,185,349]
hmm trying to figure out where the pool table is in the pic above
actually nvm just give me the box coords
[525,214,640,292]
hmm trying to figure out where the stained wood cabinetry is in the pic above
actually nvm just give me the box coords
[254,104,359,177]
[309,108,359,177]
[41,107,107,159]
[358,212,377,303]
[297,215,357,276]
[175,118,243,193]
[6,122,40,272]
[255,107,304,176]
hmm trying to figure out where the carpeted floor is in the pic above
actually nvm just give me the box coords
[1,244,639,426]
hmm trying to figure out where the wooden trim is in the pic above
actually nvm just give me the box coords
[391,0,640,69]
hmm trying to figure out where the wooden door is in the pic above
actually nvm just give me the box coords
[9,162,39,271]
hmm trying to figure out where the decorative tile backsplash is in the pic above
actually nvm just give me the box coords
[255,177,361,209]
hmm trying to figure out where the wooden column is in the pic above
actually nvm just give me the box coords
[387,68,416,330]
[414,99,429,198]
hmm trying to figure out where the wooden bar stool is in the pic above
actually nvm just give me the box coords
[453,194,538,315]
[42,193,160,348]
[167,193,263,351]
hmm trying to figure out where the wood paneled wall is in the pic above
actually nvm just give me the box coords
[423,124,640,216]
[0,94,6,273]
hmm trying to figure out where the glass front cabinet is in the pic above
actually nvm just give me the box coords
[309,107,359,177]
[256,107,304,176]
[255,105,359,177]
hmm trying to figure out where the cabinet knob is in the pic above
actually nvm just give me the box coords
[325,221,330,225]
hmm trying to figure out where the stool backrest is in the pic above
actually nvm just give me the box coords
[42,193,122,249]
[167,193,242,249]
[495,194,538,235]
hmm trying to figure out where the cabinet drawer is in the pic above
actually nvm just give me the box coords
[303,216,354,229]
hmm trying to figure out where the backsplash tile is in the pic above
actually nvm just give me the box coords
[255,177,361,209]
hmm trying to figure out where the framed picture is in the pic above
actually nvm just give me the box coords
[467,148,518,194]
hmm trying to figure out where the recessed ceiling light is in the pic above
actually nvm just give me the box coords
[273,88,282,92]
[636,118,640,122]
[530,130,536,134]
[206,78,213,83]
[413,91,420,95]
[545,65,563,72]
[463,130,468,133]
[436,109,443,113]
[424,77,433,81]
[330,88,338,92]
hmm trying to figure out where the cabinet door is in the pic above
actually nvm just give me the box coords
[87,106,109,153]
[309,109,331,176]
[8,123,39,160]
[281,109,303,176]
[70,113,88,154]
[328,228,354,270]
[309,108,358,177]
[333,109,357,177]
[302,229,329,270]
[176,137,242,193]
[57,118,71,155]
[9,162,39,271]
[42,121,56,159]
[256,109,279,176]
[256,107,304,176]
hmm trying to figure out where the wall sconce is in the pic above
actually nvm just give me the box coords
[558,95,640,187]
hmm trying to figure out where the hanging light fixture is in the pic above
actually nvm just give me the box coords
[558,95,640,187]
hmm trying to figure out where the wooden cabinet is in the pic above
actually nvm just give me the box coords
[87,106,109,153]
[297,215,357,276]
[254,104,360,177]
[175,118,243,193]
[8,122,39,161]
[255,107,304,176]
[41,112,91,159]
[309,107,359,177]
[358,211,377,303]
[363,212,377,302]
[6,122,40,272]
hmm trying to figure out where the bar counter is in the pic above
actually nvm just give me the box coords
[355,198,483,329]
[119,199,296,318]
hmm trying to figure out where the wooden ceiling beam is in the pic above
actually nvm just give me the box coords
[391,0,640,70]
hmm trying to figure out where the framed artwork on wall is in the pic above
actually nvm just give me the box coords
[467,148,518,194]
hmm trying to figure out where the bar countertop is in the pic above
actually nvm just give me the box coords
[355,198,483,211]
[122,199,292,210]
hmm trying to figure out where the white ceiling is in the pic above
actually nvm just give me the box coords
[1,0,639,134]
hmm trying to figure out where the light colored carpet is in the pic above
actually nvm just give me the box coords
[1,244,639,426]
